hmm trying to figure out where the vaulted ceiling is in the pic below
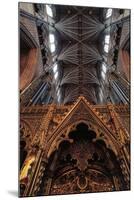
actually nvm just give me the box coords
[42,5,117,104]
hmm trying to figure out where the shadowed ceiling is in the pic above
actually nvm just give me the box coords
[35,4,121,104]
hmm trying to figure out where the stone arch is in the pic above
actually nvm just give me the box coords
[46,119,120,159]
[20,23,39,91]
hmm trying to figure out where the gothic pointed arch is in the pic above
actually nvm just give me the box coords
[46,97,120,158]
[20,23,39,91]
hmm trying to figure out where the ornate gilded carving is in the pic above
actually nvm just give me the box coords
[20,96,130,196]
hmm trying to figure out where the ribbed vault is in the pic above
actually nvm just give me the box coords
[40,5,117,104]
[45,6,109,104]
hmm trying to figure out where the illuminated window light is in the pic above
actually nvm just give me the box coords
[106,9,112,18]
[54,71,58,79]
[46,5,53,17]
[53,64,57,73]
[100,89,103,96]
[99,88,103,102]
[49,34,55,43]
[105,35,110,44]
[101,71,105,80]
[50,43,55,53]
[57,89,60,96]
[99,93,103,102]
[102,64,107,73]
[104,44,109,53]
[58,95,61,102]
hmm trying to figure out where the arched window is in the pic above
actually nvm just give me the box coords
[53,63,58,73]
[106,8,112,18]
[50,43,56,53]
[54,71,58,79]
[49,33,56,53]
[101,70,106,80]
[102,63,107,73]
[53,63,58,80]
[104,34,110,53]
[46,5,53,17]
